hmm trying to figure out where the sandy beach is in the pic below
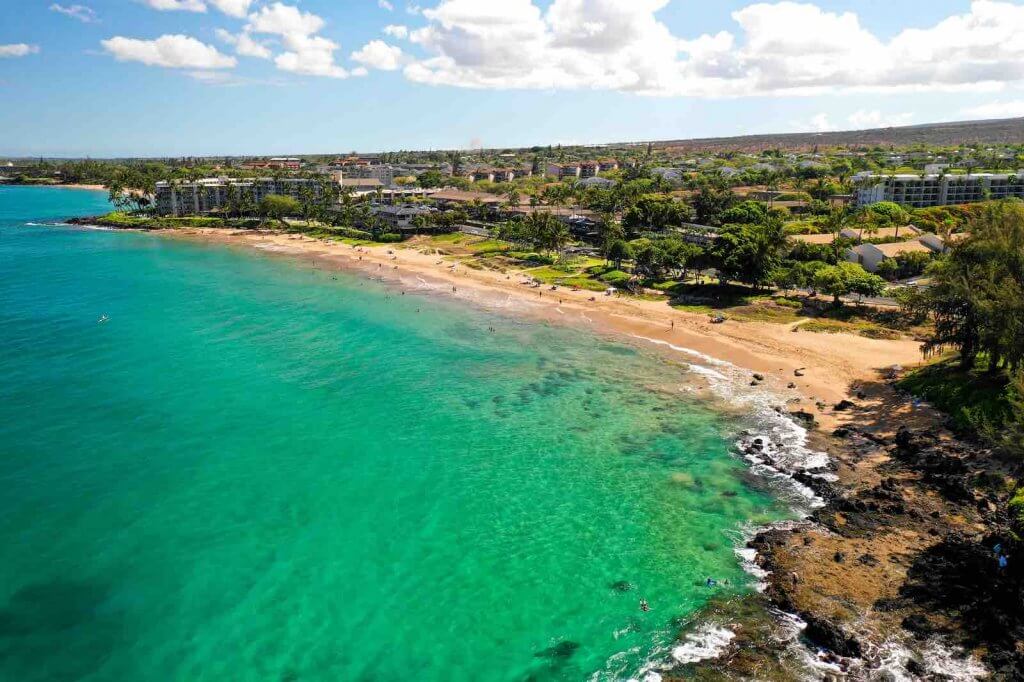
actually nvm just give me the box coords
[58,183,108,191]
[168,228,924,421]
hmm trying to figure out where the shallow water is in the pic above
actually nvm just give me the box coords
[0,186,793,681]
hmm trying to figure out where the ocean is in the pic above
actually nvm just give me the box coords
[0,186,795,681]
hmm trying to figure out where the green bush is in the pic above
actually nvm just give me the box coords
[377,233,405,243]
[600,270,631,287]
[898,359,1013,437]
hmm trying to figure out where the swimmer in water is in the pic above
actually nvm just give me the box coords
[639,599,650,612]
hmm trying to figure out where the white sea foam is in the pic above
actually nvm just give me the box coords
[670,623,737,664]
[629,334,830,513]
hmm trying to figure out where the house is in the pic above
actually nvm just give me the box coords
[840,225,922,242]
[578,176,616,189]
[917,232,969,253]
[650,167,684,183]
[371,204,436,231]
[845,239,933,273]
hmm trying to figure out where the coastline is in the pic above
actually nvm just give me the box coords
[79,224,1009,677]
[2,182,107,191]
[162,227,924,418]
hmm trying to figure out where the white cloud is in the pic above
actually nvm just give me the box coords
[141,0,206,12]
[215,28,272,59]
[391,0,1024,98]
[807,113,836,132]
[848,109,914,128]
[246,2,349,78]
[50,3,99,23]
[140,0,251,16]
[351,40,403,70]
[274,33,348,78]
[352,66,369,77]
[961,100,1024,119]
[207,0,253,18]
[0,44,40,58]
[799,109,915,132]
[101,34,236,69]
[383,24,408,38]
[378,0,394,11]
[247,3,324,37]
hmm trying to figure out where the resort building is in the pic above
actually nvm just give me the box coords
[154,177,329,216]
[239,157,302,171]
[546,163,582,180]
[855,173,1024,208]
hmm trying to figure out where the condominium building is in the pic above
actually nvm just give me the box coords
[154,177,330,216]
[546,163,581,180]
[855,173,1024,208]
[239,157,302,171]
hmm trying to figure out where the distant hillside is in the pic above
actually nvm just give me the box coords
[651,117,1024,153]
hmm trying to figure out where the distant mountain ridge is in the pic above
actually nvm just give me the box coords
[648,117,1024,153]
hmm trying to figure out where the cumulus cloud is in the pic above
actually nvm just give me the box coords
[246,2,349,78]
[806,113,836,132]
[101,34,236,69]
[378,0,394,10]
[50,3,99,23]
[141,0,206,12]
[139,0,252,16]
[390,0,1024,97]
[383,24,408,38]
[798,109,915,132]
[207,0,253,17]
[0,44,40,58]
[961,100,1024,119]
[351,40,403,70]
[215,28,272,59]
[247,3,324,38]
[847,109,914,128]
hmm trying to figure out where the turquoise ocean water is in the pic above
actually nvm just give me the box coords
[0,186,791,681]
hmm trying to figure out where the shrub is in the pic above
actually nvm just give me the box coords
[600,270,631,287]
[377,233,405,243]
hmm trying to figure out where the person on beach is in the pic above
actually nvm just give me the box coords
[671,320,675,330]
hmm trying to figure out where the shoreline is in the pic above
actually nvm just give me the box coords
[162,227,924,421]
[3,182,107,191]
[70,223,1009,677]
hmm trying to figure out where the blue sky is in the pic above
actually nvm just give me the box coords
[1,0,1022,157]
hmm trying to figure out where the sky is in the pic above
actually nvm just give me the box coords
[1,0,1024,157]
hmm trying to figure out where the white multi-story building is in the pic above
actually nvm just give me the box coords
[855,173,1024,208]
[154,177,331,216]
